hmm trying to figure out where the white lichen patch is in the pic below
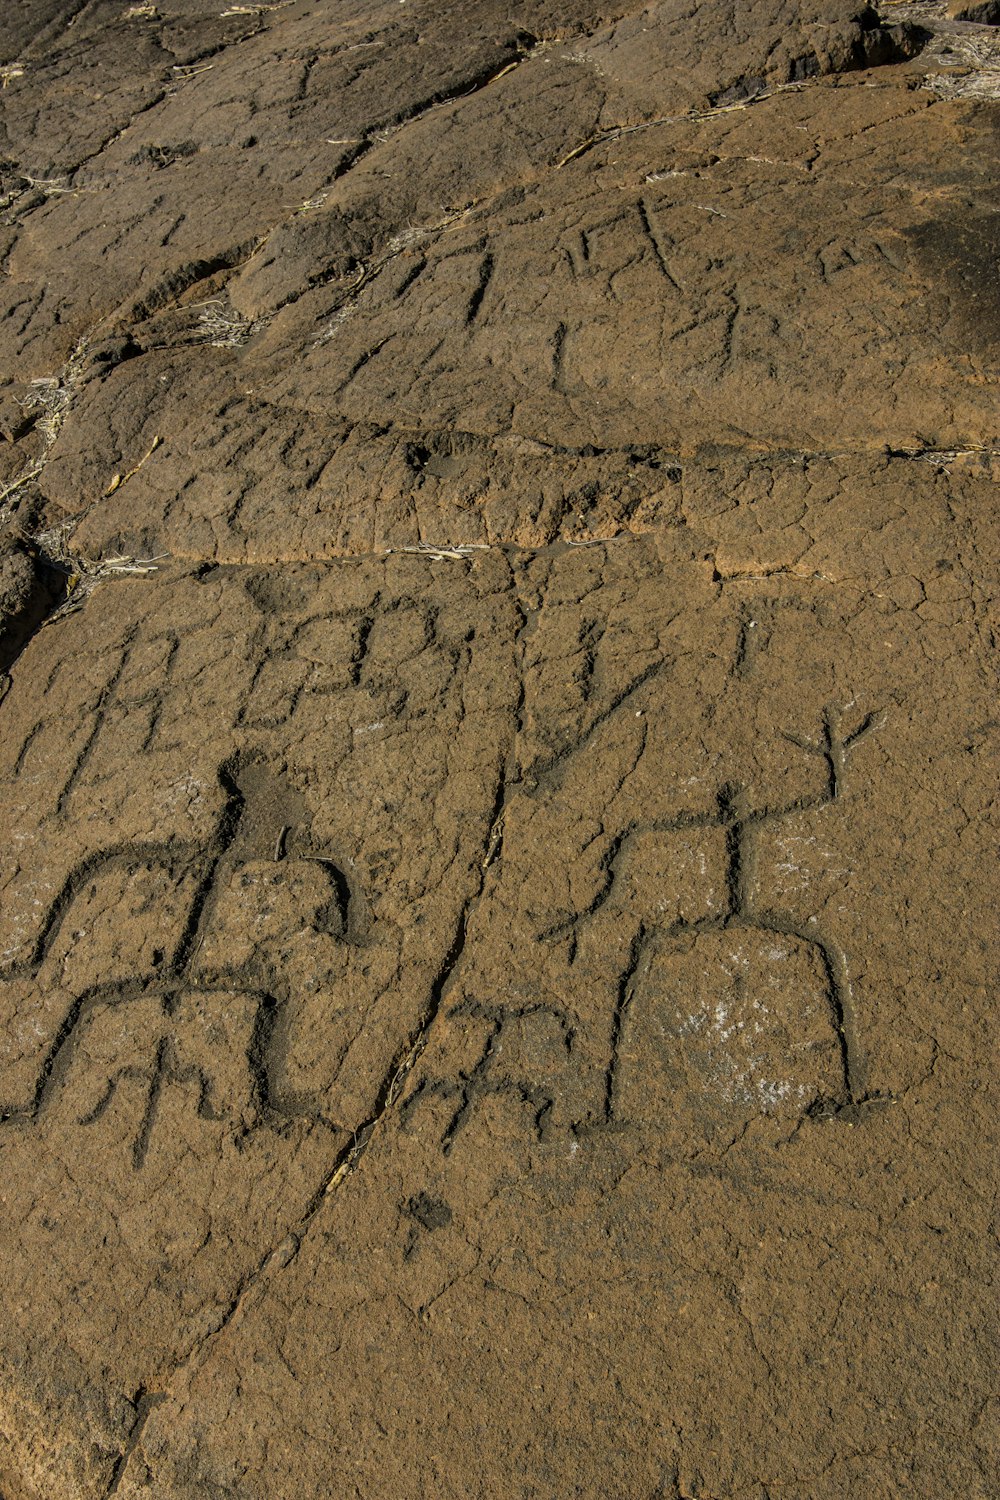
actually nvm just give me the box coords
[160,773,208,817]
[617,929,843,1126]
[769,833,849,896]
[611,825,729,928]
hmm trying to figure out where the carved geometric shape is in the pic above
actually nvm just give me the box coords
[47,988,265,1169]
[45,862,202,992]
[616,929,843,1127]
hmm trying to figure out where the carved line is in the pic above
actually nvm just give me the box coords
[0,755,360,1159]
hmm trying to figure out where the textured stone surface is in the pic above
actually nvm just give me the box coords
[0,2,997,1497]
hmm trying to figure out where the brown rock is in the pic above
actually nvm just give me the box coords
[0,532,58,673]
[947,0,1000,21]
[0,2,996,1497]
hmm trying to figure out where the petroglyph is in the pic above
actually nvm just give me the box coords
[0,755,364,1164]
[598,705,886,1119]
[0,1,996,1495]
[406,703,886,1148]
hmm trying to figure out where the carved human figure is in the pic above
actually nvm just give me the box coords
[0,755,356,1164]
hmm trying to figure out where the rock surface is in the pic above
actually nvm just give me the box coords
[0,3,997,1498]
[947,0,1000,22]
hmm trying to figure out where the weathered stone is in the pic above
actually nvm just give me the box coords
[0,1,996,1496]
[948,0,1000,22]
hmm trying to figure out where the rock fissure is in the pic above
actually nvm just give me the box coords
[0,2,996,1496]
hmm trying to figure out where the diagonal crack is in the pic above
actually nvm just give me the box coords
[102,567,535,1492]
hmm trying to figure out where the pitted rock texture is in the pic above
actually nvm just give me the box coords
[0,2,997,1499]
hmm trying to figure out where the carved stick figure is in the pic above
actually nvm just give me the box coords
[599,705,885,1119]
[402,996,575,1150]
[0,755,356,1164]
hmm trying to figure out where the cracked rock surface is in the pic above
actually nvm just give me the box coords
[0,2,997,1497]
